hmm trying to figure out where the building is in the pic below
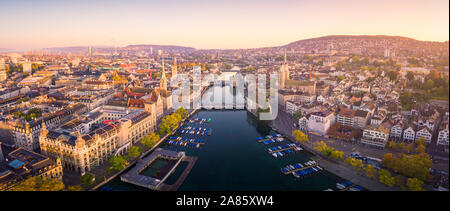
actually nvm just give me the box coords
[437,123,449,150]
[402,126,416,142]
[23,62,32,74]
[390,121,404,140]
[361,123,391,148]
[0,147,63,190]
[337,108,355,127]
[354,110,370,129]
[307,110,335,135]
[415,126,433,143]
[298,116,309,131]
[172,57,177,78]
[285,100,302,116]
[39,121,120,174]
[11,104,87,151]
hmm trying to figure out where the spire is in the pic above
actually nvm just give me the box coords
[160,58,167,90]
[284,49,287,64]
[172,57,177,77]
[161,58,166,80]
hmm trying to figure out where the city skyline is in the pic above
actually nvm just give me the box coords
[0,0,448,50]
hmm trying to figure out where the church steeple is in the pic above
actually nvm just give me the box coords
[172,57,177,78]
[160,58,167,90]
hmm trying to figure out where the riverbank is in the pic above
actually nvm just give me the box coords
[90,108,200,191]
[269,114,400,191]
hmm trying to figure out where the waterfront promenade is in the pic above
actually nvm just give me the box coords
[270,108,400,191]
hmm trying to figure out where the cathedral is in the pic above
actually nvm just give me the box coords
[278,51,316,95]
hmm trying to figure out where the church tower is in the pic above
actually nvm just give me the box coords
[278,60,286,89]
[160,58,167,90]
[284,50,289,80]
[172,57,177,78]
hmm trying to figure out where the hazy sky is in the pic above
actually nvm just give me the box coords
[0,0,448,49]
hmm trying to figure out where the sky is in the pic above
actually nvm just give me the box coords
[0,0,448,49]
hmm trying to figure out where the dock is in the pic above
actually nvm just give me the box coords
[282,163,319,175]
[120,148,185,190]
[159,156,198,191]
[256,134,283,142]
[340,183,357,191]
[268,143,301,153]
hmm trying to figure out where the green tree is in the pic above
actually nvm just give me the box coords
[293,110,302,122]
[394,175,406,190]
[175,107,188,119]
[127,146,142,160]
[141,132,160,148]
[66,185,83,191]
[364,165,378,179]
[378,169,396,187]
[293,130,308,143]
[423,79,435,90]
[330,150,344,160]
[80,173,95,188]
[406,71,415,81]
[406,178,425,191]
[10,176,65,191]
[107,155,129,172]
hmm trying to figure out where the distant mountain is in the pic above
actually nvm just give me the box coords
[41,46,113,52]
[272,35,448,56]
[123,44,196,52]
[0,48,16,53]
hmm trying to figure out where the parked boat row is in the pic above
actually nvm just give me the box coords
[189,117,212,123]
[178,128,211,136]
[281,160,319,174]
[268,143,302,153]
[168,136,204,144]
[336,181,363,191]
[292,165,322,178]
[256,133,283,142]
[166,140,201,148]
[261,137,284,145]
[271,148,303,158]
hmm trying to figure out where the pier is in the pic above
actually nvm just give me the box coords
[282,163,319,175]
[120,148,185,190]
[268,143,301,153]
[340,183,357,191]
[256,134,283,142]
[159,156,198,191]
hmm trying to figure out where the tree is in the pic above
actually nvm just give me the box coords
[10,176,65,191]
[80,174,95,188]
[67,185,83,191]
[378,169,395,187]
[107,155,129,172]
[175,107,188,119]
[406,71,415,81]
[406,143,414,154]
[364,165,378,179]
[127,146,142,160]
[293,130,309,143]
[406,178,425,191]
[293,111,302,122]
[331,150,344,160]
[388,141,396,149]
[423,79,435,90]
[141,132,160,148]
[394,175,406,190]
[400,90,413,110]
[158,113,182,135]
